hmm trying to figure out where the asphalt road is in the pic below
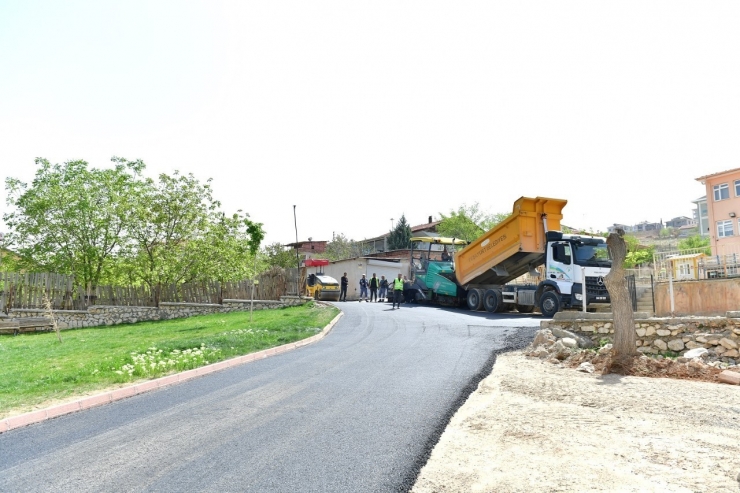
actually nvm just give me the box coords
[0,302,539,492]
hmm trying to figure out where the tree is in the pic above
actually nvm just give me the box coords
[603,230,637,370]
[324,233,363,261]
[261,242,298,269]
[625,247,654,268]
[192,212,264,283]
[0,247,27,273]
[622,234,654,268]
[678,235,711,255]
[3,157,144,289]
[122,170,221,305]
[387,215,412,250]
[480,212,510,233]
[437,203,509,243]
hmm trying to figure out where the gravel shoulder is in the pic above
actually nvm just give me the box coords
[413,351,740,492]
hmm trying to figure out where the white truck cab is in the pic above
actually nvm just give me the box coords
[536,231,611,316]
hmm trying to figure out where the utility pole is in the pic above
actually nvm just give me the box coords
[293,205,300,296]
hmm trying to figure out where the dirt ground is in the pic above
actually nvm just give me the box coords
[413,351,740,493]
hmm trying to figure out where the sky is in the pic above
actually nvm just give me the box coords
[1,1,739,246]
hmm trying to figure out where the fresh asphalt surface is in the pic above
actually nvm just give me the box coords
[0,301,540,492]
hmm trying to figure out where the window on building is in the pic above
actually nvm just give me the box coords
[735,180,740,197]
[714,183,730,201]
[717,220,734,238]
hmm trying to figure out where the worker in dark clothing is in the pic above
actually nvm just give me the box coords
[369,273,379,302]
[340,272,348,301]
[359,274,369,302]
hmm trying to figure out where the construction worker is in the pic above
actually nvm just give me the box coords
[359,274,369,302]
[340,272,348,301]
[392,273,404,309]
[369,273,379,302]
[379,275,389,302]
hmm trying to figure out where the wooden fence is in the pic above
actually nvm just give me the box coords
[0,272,75,312]
[1,267,292,312]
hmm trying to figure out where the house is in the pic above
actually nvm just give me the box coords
[361,216,441,255]
[665,216,694,229]
[692,196,709,237]
[696,167,740,256]
[283,240,328,256]
[607,223,632,234]
[634,221,663,233]
[667,253,706,280]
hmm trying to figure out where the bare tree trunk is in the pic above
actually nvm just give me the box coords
[154,283,161,308]
[604,229,637,371]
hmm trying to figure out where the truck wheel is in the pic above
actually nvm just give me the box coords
[515,303,535,314]
[539,291,560,318]
[466,289,483,311]
[483,289,501,313]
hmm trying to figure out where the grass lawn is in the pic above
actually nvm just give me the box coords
[0,302,339,418]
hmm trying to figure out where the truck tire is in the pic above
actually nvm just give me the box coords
[466,289,483,311]
[539,291,560,318]
[515,303,535,314]
[482,289,501,313]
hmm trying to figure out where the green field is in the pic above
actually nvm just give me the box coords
[0,302,339,418]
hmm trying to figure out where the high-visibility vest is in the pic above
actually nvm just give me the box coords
[393,278,404,290]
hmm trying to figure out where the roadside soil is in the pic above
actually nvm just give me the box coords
[413,351,740,493]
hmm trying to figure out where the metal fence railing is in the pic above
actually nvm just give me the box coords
[626,274,637,311]
[653,245,740,282]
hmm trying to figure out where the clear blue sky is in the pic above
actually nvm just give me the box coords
[1,1,739,245]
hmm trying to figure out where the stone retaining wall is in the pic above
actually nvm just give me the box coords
[542,315,740,365]
[4,296,312,329]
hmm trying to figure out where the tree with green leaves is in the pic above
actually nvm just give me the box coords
[192,211,264,283]
[388,215,412,250]
[323,232,364,261]
[122,170,219,304]
[3,157,144,289]
[678,235,711,255]
[622,234,655,268]
[0,247,27,273]
[261,242,299,269]
[437,203,509,242]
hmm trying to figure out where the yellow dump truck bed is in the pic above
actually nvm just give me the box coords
[454,197,566,286]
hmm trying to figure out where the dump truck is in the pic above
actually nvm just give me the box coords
[409,196,611,317]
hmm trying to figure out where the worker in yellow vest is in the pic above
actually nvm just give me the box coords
[392,273,405,309]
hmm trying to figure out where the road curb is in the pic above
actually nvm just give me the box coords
[0,308,344,434]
